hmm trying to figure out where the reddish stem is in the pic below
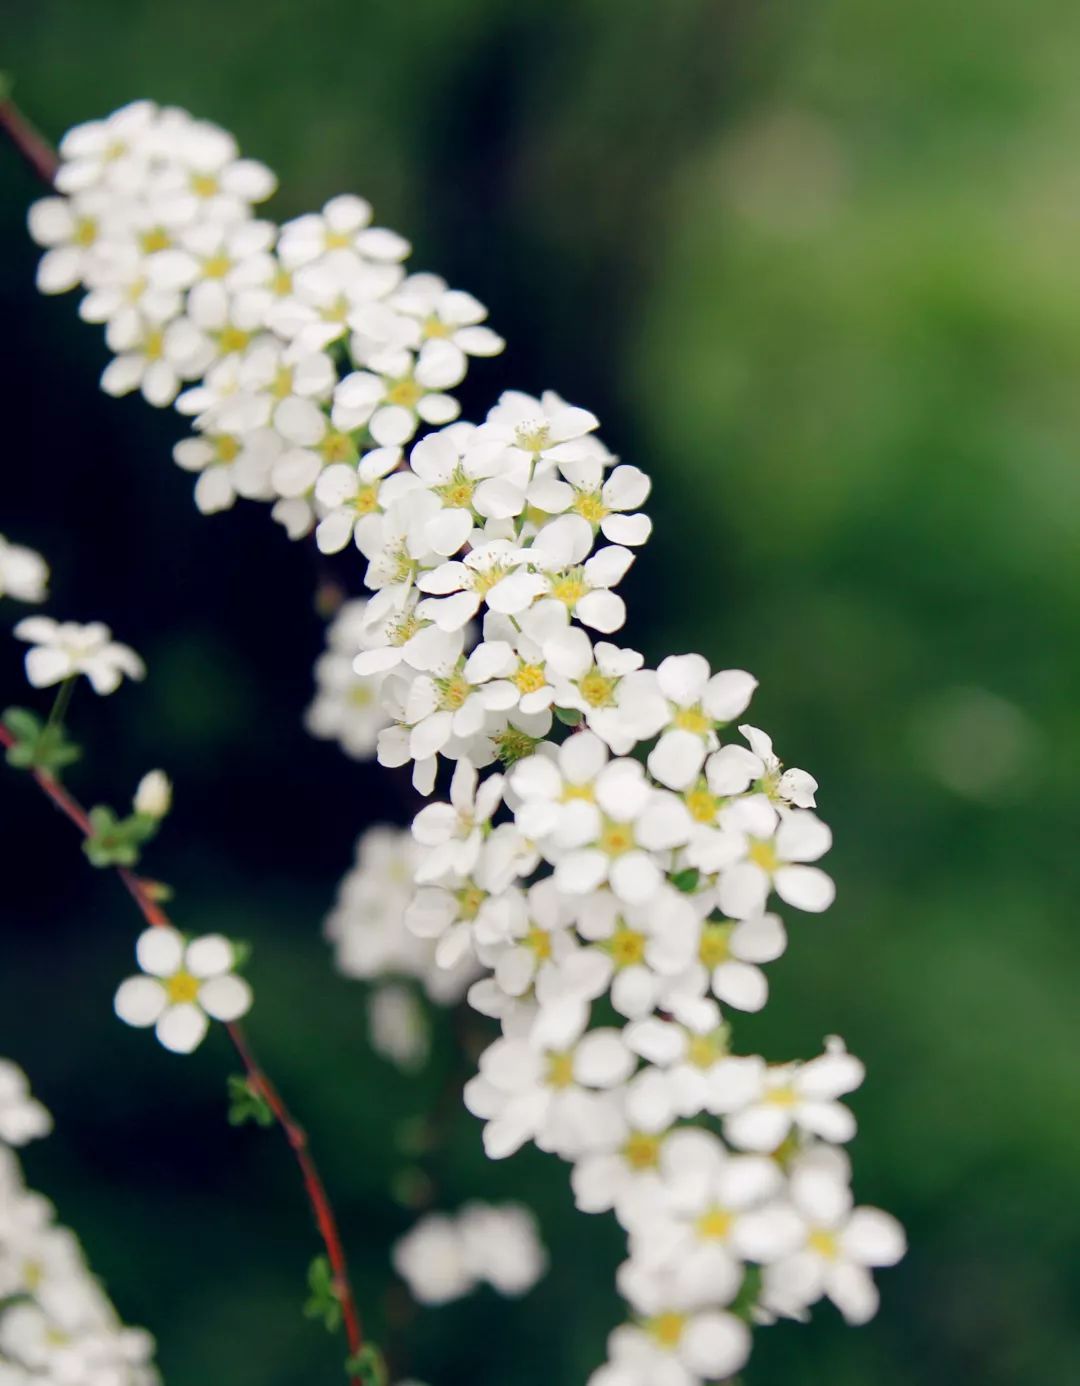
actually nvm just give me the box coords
[0,98,59,184]
[0,724,364,1376]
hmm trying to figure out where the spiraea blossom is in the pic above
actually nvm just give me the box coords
[14,617,145,694]
[0,534,49,604]
[114,926,252,1053]
[26,99,905,1385]
[392,1202,547,1306]
[0,1059,160,1385]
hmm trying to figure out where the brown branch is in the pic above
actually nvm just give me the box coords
[0,724,365,1377]
[0,97,59,184]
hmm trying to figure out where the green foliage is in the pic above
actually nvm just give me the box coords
[303,1255,342,1334]
[2,706,81,774]
[345,1344,388,1386]
[553,706,583,727]
[82,805,159,868]
[670,866,700,893]
[226,1075,273,1129]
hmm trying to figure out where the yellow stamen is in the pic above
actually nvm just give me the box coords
[165,971,200,1005]
[699,922,733,968]
[546,1051,575,1088]
[579,671,615,707]
[647,1313,686,1349]
[748,839,780,872]
[572,489,609,524]
[385,378,423,408]
[696,1207,735,1241]
[673,705,712,735]
[622,1131,662,1170]
[514,663,547,694]
[608,922,647,968]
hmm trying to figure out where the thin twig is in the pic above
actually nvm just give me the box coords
[0,723,365,1377]
[0,97,59,184]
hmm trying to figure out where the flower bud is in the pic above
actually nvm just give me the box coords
[134,769,172,819]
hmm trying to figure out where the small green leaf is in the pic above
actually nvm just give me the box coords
[554,706,583,726]
[346,1344,388,1385]
[230,939,253,970]
[226,1075,273,1128]
[82,804,161,869]
[3,706,82,774]
[671,867,700,893]
[303,1254,342,1333]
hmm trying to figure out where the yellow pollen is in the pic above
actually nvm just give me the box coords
[696,1207,735,1241]
[599,820,635,856]
[436,469,475,509]
[321,431,355,463]
[515,422,551,452]
[609,922,647,968]
[104,139,126,162]
[353,484,380,514]
[325,296,350,323]
[808,1229,839,1259]
[74,217,97,248]
[190,172,219,198]
[622,1131,662,1170]
[647,1313,686,1349]
[139,227,171,254]
[215,435,241,463]
[126,275,148,303]
[455,885,486,920]
[218,326,250,354]
[579,671,615,708]
[389,614,422,647]
[271,366,294,399]
[349,685,373,708]
[422,315,453,338]
[546,1051,575,1089]
[324,229,354,250]
[514,663,547,694]
[525,925,552,959]
[686,787,719,823]
[572,490,609,525]
[165,971,200,1004]
[439,673,471,711]
[561,782,595,803]
[687,1029,728,1069]
[202,252,231,278]
[471,566,507,598]
[699,922,733,968]
[551,573,587,607]
[386,378,424,408]
[23,1259,43,1291]
[748,839,780,872]
[272,267,293,296]
[144,329,164,362]
[673,705,712,735]
[767,1084,798,1108]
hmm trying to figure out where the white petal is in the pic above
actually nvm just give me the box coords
[199,974,253,1022]
[156,1005,209,1054]
[573,1030,635,1087]
[185,935,234,978]
[136,926,184,977]
[114,976,167,1028]
[775,865,835,913]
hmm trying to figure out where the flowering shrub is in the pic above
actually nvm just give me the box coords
[0,97,905,1385]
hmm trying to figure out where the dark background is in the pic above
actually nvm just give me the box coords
[2,2,1079,1383]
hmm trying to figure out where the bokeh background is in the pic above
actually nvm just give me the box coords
[2,1,1079,1383]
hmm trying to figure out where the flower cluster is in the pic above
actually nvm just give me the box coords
[0,1060,159,1385]
[29,100,504,541]
[392,1201,547,1307]
[324,827,477,1070]
[29,101,905,1382]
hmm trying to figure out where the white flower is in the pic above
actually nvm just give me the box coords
[389,273,505,376]
[100,312,207,407]
[368,984,429,1071]
[133,769,172,819]
[412,758,505,887]
[528,457,652,548]
[277,194,410,269]
[312,447,407,555]
[625,1011,766,1120]
[172,424,281,514]
[0,1061,52,1146]
[463,1002,634,1159]
[392,1213,476,1306]
[479,389,600,471]
[723,1039,865,1152]
[0,536,48,603]
[760,1147,906,1325]
[705,723,818,808]
[717,796,835,918]
[588,1308,750,1386]
[694,911,787,1013]
[510,733,692,906]
[456,1202,548,1295]
[646,655,758,792]
[13,617,144,695]
[416,540,534,632]
[114,927,252,1054]
[54,99,160,194]
[27,191,119,294]
[408,427,530,553]
[574,887,701,1019]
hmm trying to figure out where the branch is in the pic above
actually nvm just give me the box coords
[0,724,365,1377]
[0,96,59,184]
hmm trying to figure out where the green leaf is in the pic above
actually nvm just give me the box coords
[226,1074,273,1128]
[554,706,583,726]
[303,1254,343,1333]
[3,706,82,774]
[346,1344,388,1385]
[731,1264,762,1321]
[671,866,701,893]
[82,804,160,869]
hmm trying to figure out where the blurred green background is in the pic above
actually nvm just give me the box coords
[2,1,1079,1383]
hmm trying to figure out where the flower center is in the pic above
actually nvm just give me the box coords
[353,483,380,514]
[271,365,295,399]
[74,217,97,248]
[808,1229,839,1259]
[456,884,486,920]
[165,971,200,1005]
[766,1083,798,1107]
[471,564,509,597]
[699,922,733,968]
[202,252,232,278]
[748,839,780,872]
[525,925,552,959]
[571,490,609,524]
[686,787,719,823]
[389,613,422,646]
[348,684,373,707]
[545,1051,575,1089]
[514,663,547,694]
[139,226,171,254]
[551,570,587,608]
[515,421,550,453]
[435,468,475,509]
[687,1027,729,1069]
[324,229,354,250]
[696,1207,735,1241]
[385,378,423,408]
[437,672,471,711]
[622,1131,662,1170]
[217,326,250,355]
[422,315,453,339]
[320,430,357,464]
[579,671,615,707]
[215,435,241,463]
[599,820,635,856]
[144,329,164,361]
[673,704,712,735]
[272,267,293,296]
[561,781,595,803]
[608,922,647,968]
[647,1313,686,1349]
[190,172,220,198]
